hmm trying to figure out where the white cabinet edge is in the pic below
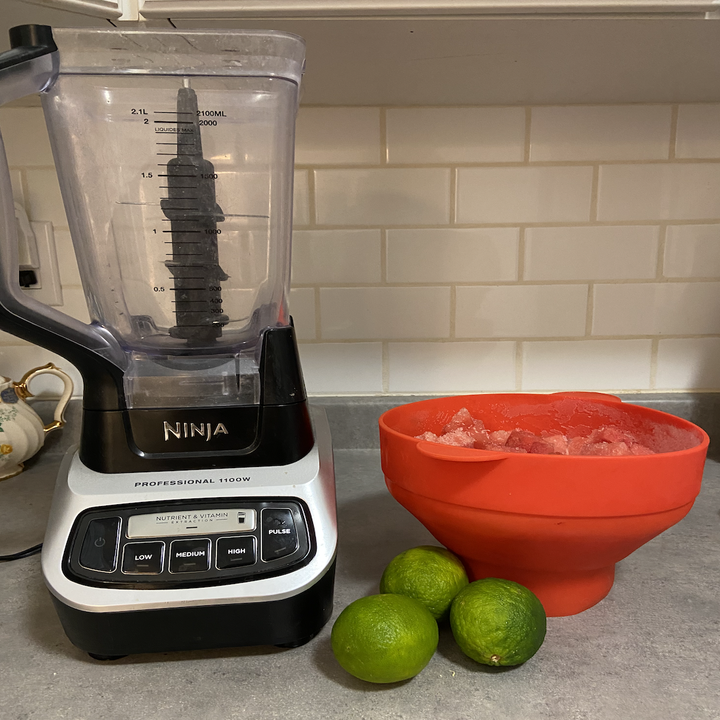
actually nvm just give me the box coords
[21,0,720,20]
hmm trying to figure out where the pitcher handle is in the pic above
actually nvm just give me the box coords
[15,362,73,433]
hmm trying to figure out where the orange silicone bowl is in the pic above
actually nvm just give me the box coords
[379,392,709,617]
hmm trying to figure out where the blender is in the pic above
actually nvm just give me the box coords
[0,25,336,658]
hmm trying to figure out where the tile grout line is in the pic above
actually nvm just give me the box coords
[524,107,532,163]
[450,167,457,225]
[380,228,388,285]
[649,338,660,390]
[314,286,322,342]
[517,227,526,281]
[382,341,390,393]
[657,225,668,280]
[669,105,679,161]
[515,341,524,390]
[589,164,600,222]
[585,283,595,338]
[449,284,457,339]
[380,107,388,165]
[306,169,317,228]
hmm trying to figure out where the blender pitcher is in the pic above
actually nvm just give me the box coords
[0,26,312,473]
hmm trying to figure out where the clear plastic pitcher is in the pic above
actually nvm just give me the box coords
[0,28,305,411]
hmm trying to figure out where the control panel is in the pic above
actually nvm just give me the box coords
[64,499,313,589]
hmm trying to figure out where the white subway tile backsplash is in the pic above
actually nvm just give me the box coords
[5,102,720,396]
[59,287,90,323]
[675,104,720,159]
[656,338,720,389]
[664,224,720,278]
[315,168,451,226]
[456,284,588,338]
[295,107,381,165]
[9,168,24,204]
[289,287,317,341]
[597,164,720,221]
[320,286,450,339]
[524,226,659,281]
[53,228,82,287]
[24,168,66,226]
[593,282,720,336]
[293,170,310,226]
[386,228,519,283]
[0,108,53,167]
[522,339,652,391]
[388,341,517,393]
[292,229,381,285]
[0,331,30,346]
[456,166,593,224]
[386,107,525,164]
[298,342,383,394]
[530,105,671,161]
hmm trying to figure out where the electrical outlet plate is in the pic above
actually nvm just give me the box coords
[21,221,63,307]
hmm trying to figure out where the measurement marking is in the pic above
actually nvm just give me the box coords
[158,174,198,178]
[156,142,194,145]
[156,152,199,156]
[170,287,207,291]
[153,120,194,124]
[166,253,205,256]
[159,186,198,190]
[164,241,202,244]
[172,300,209,304]
[155,111,193,115]
[163,230,201,233]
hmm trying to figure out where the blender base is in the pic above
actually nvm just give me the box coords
[50,560,335,657]
[41,407,337,658]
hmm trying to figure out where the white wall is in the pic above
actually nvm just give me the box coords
[2,102,720,397]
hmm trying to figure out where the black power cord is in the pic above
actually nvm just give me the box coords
[0,543,42,561]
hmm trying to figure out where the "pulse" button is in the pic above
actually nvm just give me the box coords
[261,508,298,562]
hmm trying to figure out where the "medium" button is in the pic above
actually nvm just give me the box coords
[169,539,211,573]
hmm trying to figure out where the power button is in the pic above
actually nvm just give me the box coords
[79,517,121,573]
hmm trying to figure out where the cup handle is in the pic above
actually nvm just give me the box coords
[416,441,509,463]
[15,362,74,434]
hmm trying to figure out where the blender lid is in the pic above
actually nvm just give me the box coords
[52,28,305,84]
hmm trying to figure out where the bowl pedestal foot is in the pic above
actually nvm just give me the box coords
[462,560,616,617]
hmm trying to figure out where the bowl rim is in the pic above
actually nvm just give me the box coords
[378,391,710,460]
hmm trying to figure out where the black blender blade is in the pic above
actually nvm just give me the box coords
[160,79,229,346]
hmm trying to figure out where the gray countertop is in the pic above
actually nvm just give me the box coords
[1,435,719,719]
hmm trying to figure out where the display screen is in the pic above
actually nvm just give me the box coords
[127,508,256,538]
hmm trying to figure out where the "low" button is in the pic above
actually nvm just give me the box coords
[122,541,164,575]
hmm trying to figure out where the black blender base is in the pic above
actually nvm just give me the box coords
[51,561,335,658]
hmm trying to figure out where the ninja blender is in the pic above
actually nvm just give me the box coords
[0,25,336,658]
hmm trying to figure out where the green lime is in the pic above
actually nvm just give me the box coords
[450,578,546,667]
[379,545,469,621]
[331,594,439,684]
